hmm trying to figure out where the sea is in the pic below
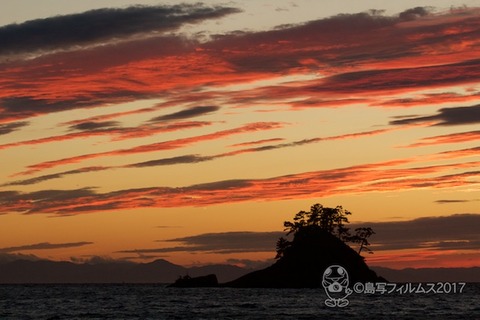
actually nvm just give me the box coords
[1,283,479,319]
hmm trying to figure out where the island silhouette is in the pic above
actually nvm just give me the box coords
[170,203,384,288]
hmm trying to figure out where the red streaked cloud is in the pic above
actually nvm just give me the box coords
[12,125,401,179]
[5,126,395,185]
[400,130,480,148]
[13,122,286,176]
[1,8,480,124]
[2,157,478,215]
[314,59,480,96]
[228,138,285,148]
[435,146,480,159]
[5,130,478,188]
[220,126,416,158]
[0,121,212,151]
[373,91,480,108]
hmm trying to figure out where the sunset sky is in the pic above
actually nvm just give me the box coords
[0,0,479,270]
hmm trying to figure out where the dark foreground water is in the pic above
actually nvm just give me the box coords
[1,283,479,319]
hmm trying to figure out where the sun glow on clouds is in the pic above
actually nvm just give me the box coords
[0,2,479,267]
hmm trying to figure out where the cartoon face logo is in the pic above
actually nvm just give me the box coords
[322,265,352,307]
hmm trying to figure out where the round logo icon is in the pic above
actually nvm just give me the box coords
[322,265,353,307]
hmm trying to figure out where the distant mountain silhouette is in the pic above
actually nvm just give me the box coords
[224,227,382,288]
[0,258,251,284]
[0,255,478,284]
[372,266,480,283]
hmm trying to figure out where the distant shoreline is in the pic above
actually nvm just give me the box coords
[0,258,478,284]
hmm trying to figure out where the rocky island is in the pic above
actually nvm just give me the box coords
[171,204,384,288]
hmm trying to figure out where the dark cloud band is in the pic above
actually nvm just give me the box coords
[0,121,28,135]
[149,106,220,122]
[0,242,93,253]
[117,214,480,255]
[0,4,240,57]
[390,105,480,126]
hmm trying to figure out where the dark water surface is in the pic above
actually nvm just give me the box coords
[1,283,479,319]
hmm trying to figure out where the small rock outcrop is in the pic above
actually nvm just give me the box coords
[168,274,219,287]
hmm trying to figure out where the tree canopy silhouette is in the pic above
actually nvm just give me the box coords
[276,203,375,259]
